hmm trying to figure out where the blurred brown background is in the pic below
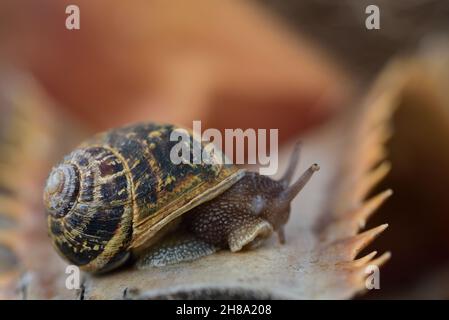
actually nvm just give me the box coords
[0,0,353,144]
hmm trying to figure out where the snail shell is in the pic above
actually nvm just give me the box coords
[44,123,243,272]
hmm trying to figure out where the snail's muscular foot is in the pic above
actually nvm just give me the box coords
[227,218,273,252]
[136,232,219,268]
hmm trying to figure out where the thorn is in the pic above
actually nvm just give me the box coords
[337,251,378,268]
[359,119,390,145]
[369,251,391,267]
[355,189,393,228]
[354,162,392,202]
[363,146,388,174]
[353,251,378,267]
[347,224,389,259]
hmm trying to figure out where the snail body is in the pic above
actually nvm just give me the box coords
[44,123,318,272]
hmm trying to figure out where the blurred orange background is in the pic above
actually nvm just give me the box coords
[0,0,353,145]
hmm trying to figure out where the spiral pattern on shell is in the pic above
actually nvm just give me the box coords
[44,164,80,218]
[45,145,134,272]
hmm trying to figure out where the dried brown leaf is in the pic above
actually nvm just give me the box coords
[0,62,396,299]
[2,53,431,299]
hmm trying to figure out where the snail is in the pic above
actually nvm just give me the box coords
[43,123,319,272]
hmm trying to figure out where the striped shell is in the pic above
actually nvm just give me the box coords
[44,123,243,272]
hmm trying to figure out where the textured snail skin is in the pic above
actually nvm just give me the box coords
[44,123,241,272]
[185,172,285,250]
